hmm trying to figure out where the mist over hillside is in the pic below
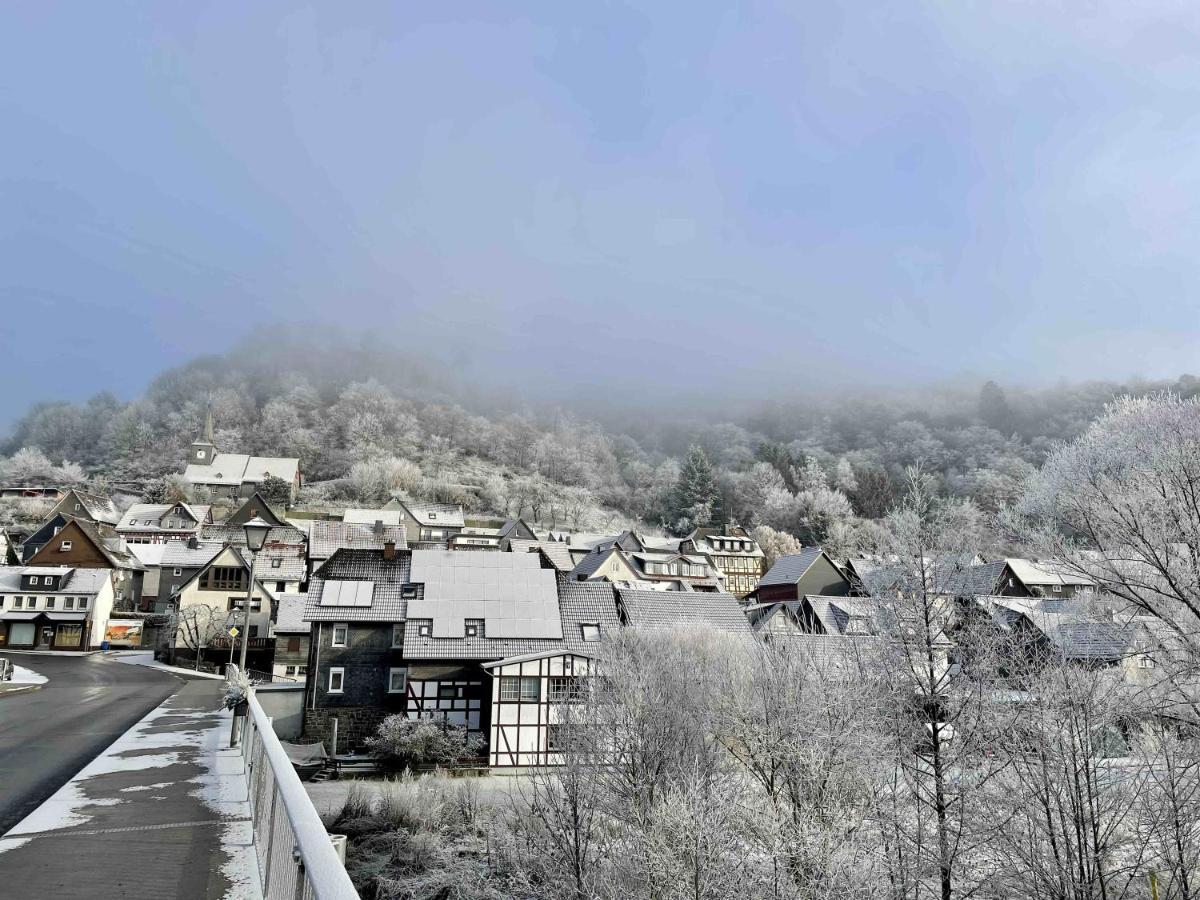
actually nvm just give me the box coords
[2,327,1197,548]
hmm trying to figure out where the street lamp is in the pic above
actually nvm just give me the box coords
[238,516,272,673]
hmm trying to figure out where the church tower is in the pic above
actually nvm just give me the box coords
[190,402,218,465]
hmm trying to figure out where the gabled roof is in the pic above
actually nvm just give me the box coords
[390,499,465,528]
[1005,558,1095,589]
[51,489,121,526]
[342,509,405,526]
[0,565,111,595]
[160,540,226,568]
[119,503,211,532]
[184,453,299,486]
[258,546,307,582]
[223,493,288,527]
[804,595,892,636]
[508,539,575,572]
[759,547,829,588]
[940,560,1012,597]
[303,548,412,622]
[308,521,406,560]
[615,588,753,637]
[201,523,307,548]
[29,517,142,571]
[274,592,312,634]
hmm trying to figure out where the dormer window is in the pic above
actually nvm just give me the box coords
[60,541,72,551]
[129,519,137,526]
[74,503,80,511]
[464,619,484,638]
[29,577,38,586]
[271,559,282,569]
[428,512,436,520]
[400,585,417,599]
[416,620,432,638]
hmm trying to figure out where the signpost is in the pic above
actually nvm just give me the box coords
[228,626,239,667]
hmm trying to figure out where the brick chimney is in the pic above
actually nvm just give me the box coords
[383,540,396,561]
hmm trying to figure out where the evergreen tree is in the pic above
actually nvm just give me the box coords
[978,380,1013,433]
[670,445,720,534]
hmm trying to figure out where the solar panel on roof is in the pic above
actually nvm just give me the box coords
[319,580,375,606]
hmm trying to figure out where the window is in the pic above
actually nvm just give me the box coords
[284,665,296,676]
[78,597,87,609]
[29,577,38,586]
[549,676,582,702]
[438,683,459,699]
[0,597,4,607]
[286,637,300,652]
[298,665,308,675]
[388,668,408,693]
[547,724,565,752]
[499,677,539,701]
[416,621,432,638]
[580,623,601,642]
[1139,656,1155,669]
[56,624,82,648]
[45,597,55,609]
[328,668,344,693]
[276,581,285,592]
[464,619,484,638]
[173,568,183,577]
[428,512,437,520]
[60,541,72,551]
[499,676,520,701]
[202,567,246,591]
[64,597,73,609]
[13,597,22,609]
[400,585,417,599]
[332,623,348,647]
[271,558,282,569]
[27,597,37,609]
[74,503,80,511]
[391,623,403,648]
[129,519,137,526]
[1052,584,1063,594]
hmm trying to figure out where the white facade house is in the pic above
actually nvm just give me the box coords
[481,650,596,768]
[171,546,275,646]
[0,565,116,650]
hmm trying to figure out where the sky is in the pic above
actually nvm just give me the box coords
[3,2,1200,427]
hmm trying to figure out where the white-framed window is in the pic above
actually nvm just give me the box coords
[45,597,55,609]
[284,665,296,676]
[428,512,437,520]
[416,621,432,637]
[29,577,38,586]
[0,596,4,607]
[60,541,72,551]
[1052,584,1063,593]
[271,559,281,569]
[328,667,345,693]
[129,519,137,526]
[391,623,403,648]
[173,568,182,577]
[13,597,22,609]
[27,597,37,609]
[1139,656,1155,669]
[78,597,88,609]
[64,597,74,609]
[331,623,348,647]
[500,676,540,702]
[580,623,601,642]
[298,665,307,675]
[464,619,484,638]
[388,667,407,693]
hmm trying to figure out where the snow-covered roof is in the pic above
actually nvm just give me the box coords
[274,592,312,633]
[0,565,110,595]
[184,453,298,486]
[342,509,404,526]
[393,500,465,528]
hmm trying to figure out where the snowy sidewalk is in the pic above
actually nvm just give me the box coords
[0,679,262,899]
[112,650,226,680]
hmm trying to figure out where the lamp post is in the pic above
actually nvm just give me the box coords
[238,516,272,674]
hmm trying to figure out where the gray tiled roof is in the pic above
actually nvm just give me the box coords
[570,548,611,579]
[508,539,575,571]
[120,503,210,532]
[558,577,621,652]
[308,521,406,559]
[941,560,1009,596]
[160,541,225,568]
[615,588,753,637]
[0,565,112,595]
[1046,622,1131,660]
[258,547,306,582]
[394,499,465,528]
[274,592,311,633]
[303,548,412,622]
[202,524,307,547]
[759,547,826,587]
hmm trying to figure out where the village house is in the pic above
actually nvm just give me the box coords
[0,565,115,650]
[752,548,853,602]
[23,518,144,608]
[383,497,465,547]
[272,592,311,682]
[569,530,725,592]
[677,524,767,597]
[447,517,538,552]
[307,520,407,582]
[183,407,301,503]
[118,502,213,544]
[169,545,278,668]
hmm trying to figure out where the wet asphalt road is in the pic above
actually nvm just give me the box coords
[0,653,179,834]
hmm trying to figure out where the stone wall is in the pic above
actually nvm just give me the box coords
[303,706,389,753]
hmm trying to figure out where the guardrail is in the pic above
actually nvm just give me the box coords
[240,691,360,899]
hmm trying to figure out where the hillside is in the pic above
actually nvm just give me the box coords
[3,329,1197,551]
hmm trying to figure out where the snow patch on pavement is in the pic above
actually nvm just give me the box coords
[111,651,226,680]
[10,665,47,685]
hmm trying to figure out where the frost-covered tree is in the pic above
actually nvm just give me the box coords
[669,446,721,534]
[751,524,803,569]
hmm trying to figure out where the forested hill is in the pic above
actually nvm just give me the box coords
[3,329,1196,548]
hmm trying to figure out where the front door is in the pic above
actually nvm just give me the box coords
[37,625,53,648]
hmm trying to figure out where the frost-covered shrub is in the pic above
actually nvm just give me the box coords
[365,715,485,770]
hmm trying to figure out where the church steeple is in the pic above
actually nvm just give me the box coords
[190,400,218,466]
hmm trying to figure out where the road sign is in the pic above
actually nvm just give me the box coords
[229,626,239,637]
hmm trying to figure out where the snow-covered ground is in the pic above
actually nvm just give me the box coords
[10,665,47,685]
[111,650,225,680]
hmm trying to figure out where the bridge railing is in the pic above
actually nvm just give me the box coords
[240,691,359,899]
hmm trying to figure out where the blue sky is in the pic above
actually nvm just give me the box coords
[3,2,1200,426]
